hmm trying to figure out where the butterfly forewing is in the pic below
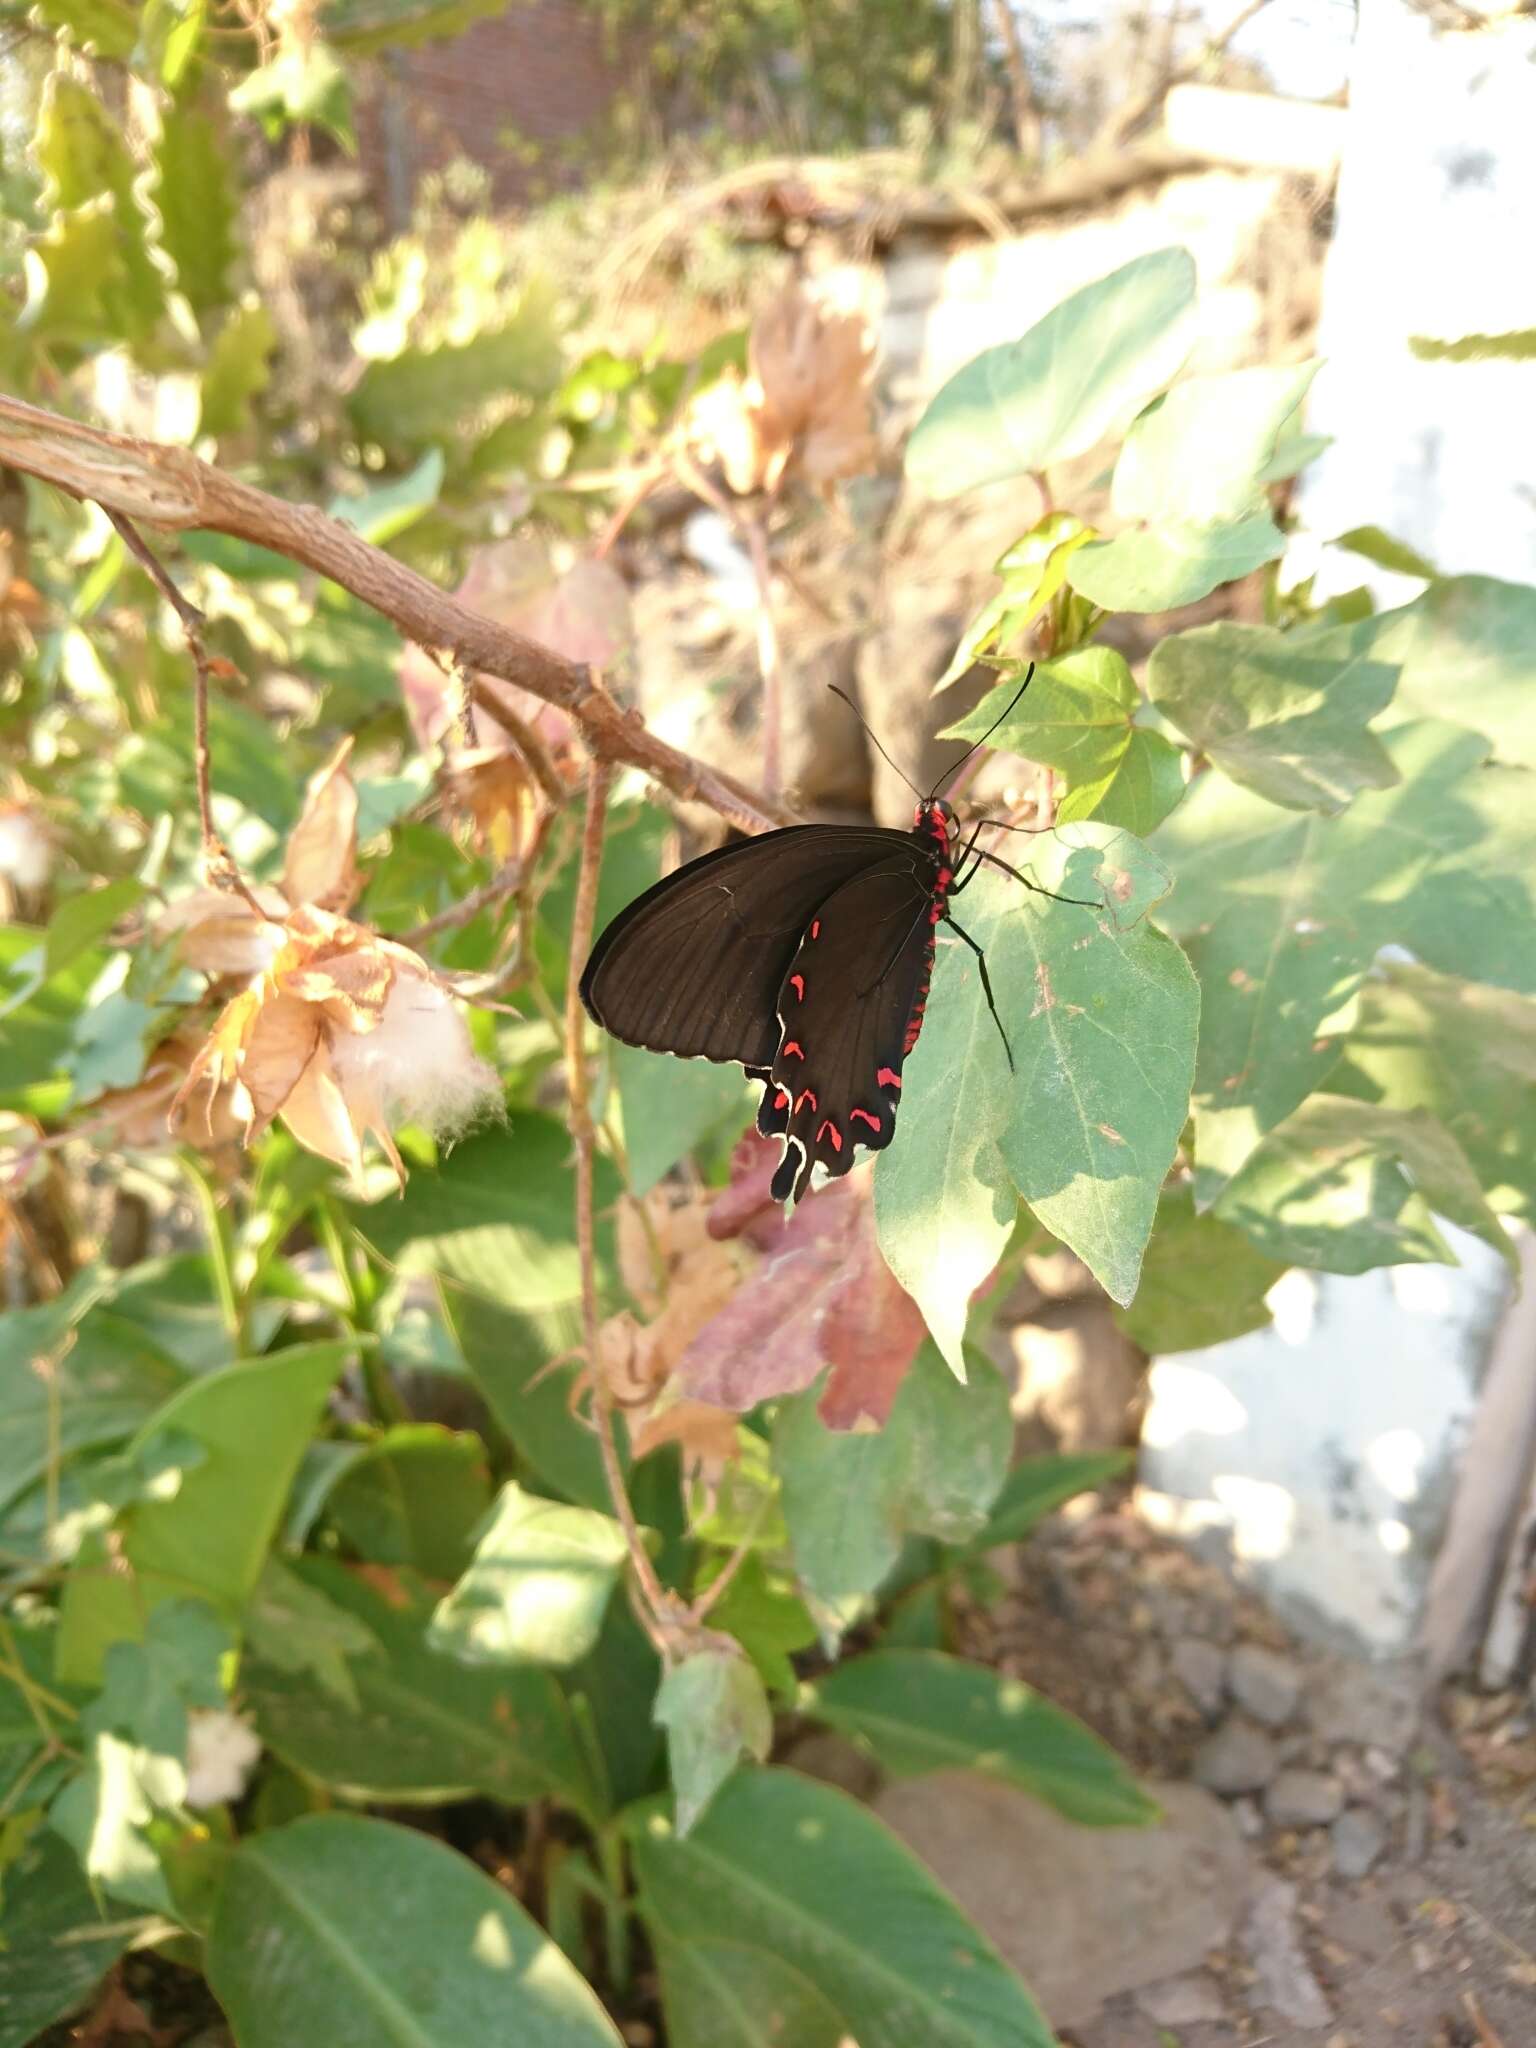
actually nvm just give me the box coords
[579,824,924,1069]
[757,857,937,1202]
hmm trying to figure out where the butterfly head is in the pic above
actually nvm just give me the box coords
[913,796,958,849]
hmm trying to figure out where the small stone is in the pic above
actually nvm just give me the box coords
[1171,1638,1228,1720]
[1308,1661,1418,1753]
[1232,1796,1265,1839]
[1331,1806,1387,1879]
[1266,1768,1345,1828]
[1242,1877,1335,2028]
[1193,1718,1281,1796]
[1228,1644,1303,1727]
[1364,1745,1401,1782]
[1136,1971,1225,2025]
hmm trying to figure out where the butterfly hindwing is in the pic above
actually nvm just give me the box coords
[756,856,937,1202]
[579,825,922,1069]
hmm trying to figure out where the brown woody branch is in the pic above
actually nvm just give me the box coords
[0,394,793,835]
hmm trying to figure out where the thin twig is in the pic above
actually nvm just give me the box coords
[0,396,790,835]
[688,1497,771,1626]
[402,856,529,945]
[103,508,276,923]
[564,758,673,1654]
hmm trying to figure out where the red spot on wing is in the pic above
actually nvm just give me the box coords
[851,1107,881,1133]
[877,1067,902,1090]
[810,919,821,940]
[774,1088,790,1109]
[782,1041,805,1060]
[937,867,952,887]
[816,1119,843,1154]
[794,1087,818,1114]
[789,973,805,1000]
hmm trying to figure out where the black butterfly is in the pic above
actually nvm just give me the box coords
[579,668,1094,1204]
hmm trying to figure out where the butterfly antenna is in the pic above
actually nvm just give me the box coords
[827,683,922,800]
[933,661,1037,801]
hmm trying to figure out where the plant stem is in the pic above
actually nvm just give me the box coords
[564,760,673,1655]
[315,1199,404,1428]
[180,1149,246,1353]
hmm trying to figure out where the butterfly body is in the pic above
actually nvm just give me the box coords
[580,798,961,1203]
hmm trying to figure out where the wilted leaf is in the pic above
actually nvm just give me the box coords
[282,741,361,912]
[906,247,1197,499]
[681,1171,925,1428]
[655,1646,772,1836]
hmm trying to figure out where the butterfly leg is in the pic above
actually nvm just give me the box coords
[944,915,1014,1073]
[956,843,1098,908]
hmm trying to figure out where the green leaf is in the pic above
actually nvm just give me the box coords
[906,247,1197,498]
[244,1558,595,1814]
[43,880,145,978]
[878,839,1197,1331]
[1214,1096,1514,1275]
[328,449,445,546]
[323,1423,491,1579]
[206,1814,625,2047]
[17,202,129,348]
[1067,363,1318,612]
[48,1731,183,1917]
[1114,1185,1285,1353]
[651,1933,846,2048]
[441,1282,611,1510]
[803,1650,1157,1826]
[0,1826,135,2044]
[696,1552,816,1698]
[1329,525,1438,581]
[198,303,278,439]
[429,1482,630,1669]
[935,514,1094,692]
[774,1347,1010,1632]
[943,650,1185,834]
[325,0,511,52]
[153,104,236,315]
[630,1768,1054,2048]
[25,0,139,56]
[1152,719,1536,1194]
[56,1342,351,1683]
[613,1042,753,1195]
[954,1449,1132,1557]
[1327,961,1536,1225]
[136,0,205,85]
[244,1558,379,1711]
[348,314,564,453]
[0,1266,184,1516]
[655,1648,772,1836]
[1374,574,1536,769]
[352,1114,616,1317]
[1258,429,1332,483]
[92,1598,232,1760]
[1408,328,1536,362]
[229,40,355,147]
[35,75,164,339]
[1149,613,1402,813]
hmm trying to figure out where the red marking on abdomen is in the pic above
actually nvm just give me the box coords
[795,1087,818,1114]
[877,1067,902,1090]
[810,919,821,940]
[851,1107,881,1133]
[782,1041,804,1060]
[816,1119,843,1154]
[788,973,805,1000]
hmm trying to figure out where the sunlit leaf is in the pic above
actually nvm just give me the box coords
[655,1648,772,1836]
[906,248,1197,498]
[154,104,236,315]
[1374,573,1536,768]
[207,1815,625,2047]
[1114,1185,1285,1353]
[428,1482,630,1669]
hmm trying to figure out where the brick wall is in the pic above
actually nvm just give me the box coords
[357,2,627,217]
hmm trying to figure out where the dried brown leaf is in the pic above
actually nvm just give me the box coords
[283,738,361,912]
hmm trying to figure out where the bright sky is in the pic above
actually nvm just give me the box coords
[1052,0,1359,102]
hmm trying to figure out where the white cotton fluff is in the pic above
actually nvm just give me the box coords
[328,969,500,1137]
[0,810,51,891]
[184,1709,263,1808]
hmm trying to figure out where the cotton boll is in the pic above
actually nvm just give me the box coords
[184,1708,262,1808]
[0,807,51,892]
[328,968,499,1138]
